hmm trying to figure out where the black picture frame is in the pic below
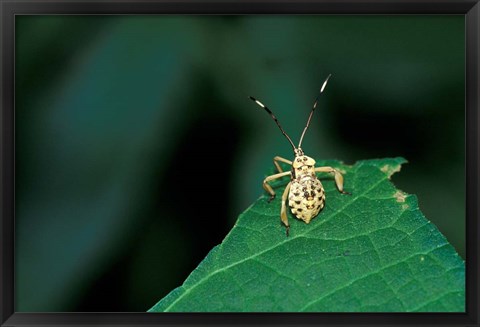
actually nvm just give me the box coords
[1,0,478,326]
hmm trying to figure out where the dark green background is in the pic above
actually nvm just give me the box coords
[15,15,465,312]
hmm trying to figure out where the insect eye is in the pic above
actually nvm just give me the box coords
[303,157,307,161]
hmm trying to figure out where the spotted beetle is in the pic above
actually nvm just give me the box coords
[249,74,350,236]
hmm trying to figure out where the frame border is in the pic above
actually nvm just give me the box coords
[1,1,479,326]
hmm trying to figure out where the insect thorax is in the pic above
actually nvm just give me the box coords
[291,153,316,179]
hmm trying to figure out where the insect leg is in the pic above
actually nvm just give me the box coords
[263,171,292,202]
[315,166,351,195]
[273,156,293,173]
[281,182,292,236]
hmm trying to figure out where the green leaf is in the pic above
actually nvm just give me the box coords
[149,157,464,312]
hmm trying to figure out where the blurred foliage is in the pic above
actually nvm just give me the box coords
[15,15,464,312]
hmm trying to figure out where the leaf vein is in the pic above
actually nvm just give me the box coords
[162,171,397,311]
[299,243,449,311]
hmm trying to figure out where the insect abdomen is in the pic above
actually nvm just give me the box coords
[288,176,325,224]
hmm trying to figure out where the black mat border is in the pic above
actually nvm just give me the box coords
[1,1,478,326]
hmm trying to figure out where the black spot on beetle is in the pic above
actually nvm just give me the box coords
[297,208,303,212]
[295,200,301,205]
[294,192,300,196]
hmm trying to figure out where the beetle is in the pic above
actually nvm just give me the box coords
[249,74,350,236]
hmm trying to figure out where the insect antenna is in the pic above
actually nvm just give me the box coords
[297,74,332,148]
[249,96,297,151]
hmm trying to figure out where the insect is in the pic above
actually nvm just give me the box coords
[249,74,350,236]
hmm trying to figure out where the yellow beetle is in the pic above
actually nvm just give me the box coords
[249,74,350,236]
